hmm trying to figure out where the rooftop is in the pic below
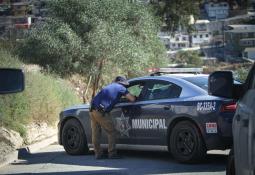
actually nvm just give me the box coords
[228,24,255,29]
[225,29,255,33]
[195,20,210,24]
[244,47,255,52]
[240,38,255,41]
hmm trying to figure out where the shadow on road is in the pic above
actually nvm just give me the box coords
[9,145,227,175]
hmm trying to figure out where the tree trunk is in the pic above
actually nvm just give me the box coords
[83,75,92,103]
[91,59,104,98]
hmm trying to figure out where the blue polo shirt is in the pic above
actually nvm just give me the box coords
[91,82,129,112]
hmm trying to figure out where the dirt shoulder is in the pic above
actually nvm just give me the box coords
[0,122,57,163]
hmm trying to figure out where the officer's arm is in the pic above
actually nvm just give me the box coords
[125,93,136,102]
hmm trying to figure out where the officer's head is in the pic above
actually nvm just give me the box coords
[114,76,129,86]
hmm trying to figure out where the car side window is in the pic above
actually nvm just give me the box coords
[127,81,146,101]
[144,80,182,100]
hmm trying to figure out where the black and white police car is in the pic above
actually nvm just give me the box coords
[58,68,236,163]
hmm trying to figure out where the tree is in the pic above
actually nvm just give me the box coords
[150,0,201,34]
[174,50,203,67]
[18,19,84,76]
[18,0,167,99]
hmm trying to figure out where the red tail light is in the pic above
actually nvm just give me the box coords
[220,102,237,112]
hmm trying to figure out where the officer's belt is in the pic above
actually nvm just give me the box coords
[90,106,109,115]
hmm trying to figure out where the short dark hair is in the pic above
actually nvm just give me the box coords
[114,76,129,85]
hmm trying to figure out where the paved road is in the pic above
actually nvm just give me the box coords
[0,144,228,175]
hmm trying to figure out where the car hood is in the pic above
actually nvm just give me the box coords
[63,104,90,112]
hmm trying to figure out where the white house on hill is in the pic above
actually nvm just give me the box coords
[205,2,229,20]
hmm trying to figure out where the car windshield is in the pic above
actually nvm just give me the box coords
[182,76,209,91]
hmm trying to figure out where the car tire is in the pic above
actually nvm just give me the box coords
[169,121,206,163]
[226,148,235,175]
[62,118,89,155]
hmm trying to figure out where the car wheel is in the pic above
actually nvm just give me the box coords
[226,148,235,175]
[62,118,89,155]
[169,121,206,163]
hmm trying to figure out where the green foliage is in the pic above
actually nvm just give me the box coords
[213,31,220,36]
[173,51,203,67]
[17,0,167,95]
[0,48,22,68]
[0,48,81,136]
[234,67,249,83]
[0,40,15,52]
[18,20,84,76]
[24,72,81,124]
[150,0,201,33]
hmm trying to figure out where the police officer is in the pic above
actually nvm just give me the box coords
[89,76,136,159]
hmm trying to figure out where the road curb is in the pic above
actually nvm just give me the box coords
[0,134,57,168]
[0,150,19,168]
[25,134,57,154]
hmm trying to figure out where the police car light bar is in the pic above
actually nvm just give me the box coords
[150,68,203,76]
[159,68,203,73]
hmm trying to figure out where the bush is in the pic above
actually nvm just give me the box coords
[24,72,81,125]
[17,0,167,97]
[0,48,21,68]
[0,48,81,136]
[234,67,249,83]
[173,51,203,67]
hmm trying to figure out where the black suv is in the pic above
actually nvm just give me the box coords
[209,63,255,175]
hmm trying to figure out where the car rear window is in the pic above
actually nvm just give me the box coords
[182,76,208,91]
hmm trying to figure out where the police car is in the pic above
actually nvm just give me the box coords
[58,68,236,163]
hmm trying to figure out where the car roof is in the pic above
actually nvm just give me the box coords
[129,74,208,84]
[129,75,208,98]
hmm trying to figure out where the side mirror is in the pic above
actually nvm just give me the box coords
[0,68,25,94]
[208,71,234,98]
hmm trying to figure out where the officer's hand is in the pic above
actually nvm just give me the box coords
[126,93,136,102]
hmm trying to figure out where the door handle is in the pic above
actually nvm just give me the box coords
[163,106,170,110]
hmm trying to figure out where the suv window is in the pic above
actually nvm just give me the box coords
[144,80,182,100]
